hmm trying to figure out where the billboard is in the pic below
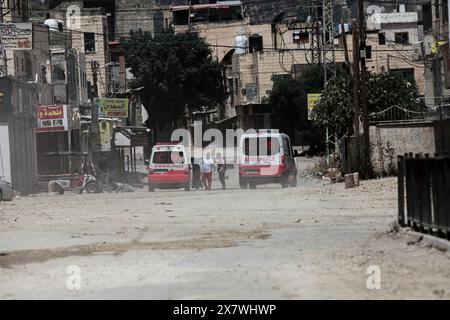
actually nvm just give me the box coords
[0,23,33,50]
[36,105,68,132]
[97,98,129,118]
[307,93,321,120]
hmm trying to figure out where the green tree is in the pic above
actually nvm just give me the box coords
[267,65,324,147]
[124,30,227,139]
[313,72,424,137]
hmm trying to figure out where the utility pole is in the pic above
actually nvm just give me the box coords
[322,0,336,84]
[188,0,193,33]
[358,0,370,177]
[351,20,360,137]
[0,2,8,77]
[90,60,99,156]
[340,18,350,70]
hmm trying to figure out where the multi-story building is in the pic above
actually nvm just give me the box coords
[0,2,48,194]
[227,8,427,130]
[420,0,450,108]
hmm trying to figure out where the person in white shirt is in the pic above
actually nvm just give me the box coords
[201,153,215,190]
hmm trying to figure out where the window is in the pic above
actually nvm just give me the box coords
[390,68,415,82]
[282,137,292,156]
[378,33,386,45]
[395,32,409,44]
[244,137,281,156]
[366,45,372,60]
[84,32,95,53]
[152,151,185,164]
[423,2,433,32]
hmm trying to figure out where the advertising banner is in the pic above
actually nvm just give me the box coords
[36,105,68,132]
[0,23,33,50]
[97,98,129,118]
[307,93,321,121]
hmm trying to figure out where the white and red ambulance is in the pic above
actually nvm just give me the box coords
[147,143,191,192]
[238,131,298,189]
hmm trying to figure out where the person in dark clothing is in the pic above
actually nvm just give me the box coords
[96,155,111,192]
[191,157,203,191]
[216,153,226,190]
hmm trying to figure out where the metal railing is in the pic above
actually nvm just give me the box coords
[370,105,426,123]
[398,153,450,239]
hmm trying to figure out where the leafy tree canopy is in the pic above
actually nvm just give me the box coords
[313,72,424,137]
[123,30,227,138]
[267,65,324,140]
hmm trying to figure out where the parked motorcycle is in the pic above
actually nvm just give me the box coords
[78,174,100,194]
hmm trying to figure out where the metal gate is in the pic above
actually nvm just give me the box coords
[398,153,450,239]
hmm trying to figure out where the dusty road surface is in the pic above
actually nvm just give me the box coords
[1,173,450,299]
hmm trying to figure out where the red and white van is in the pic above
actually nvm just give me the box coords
[238,132,298,189]
[147,143,191,192]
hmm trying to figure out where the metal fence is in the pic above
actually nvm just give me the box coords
[370,105,450,124]
[398,153,450,239]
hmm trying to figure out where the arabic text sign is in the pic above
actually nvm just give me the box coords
[307,93,321,120]
[97,98,129,118]
[36,105,68,132]
[0,23,33,50]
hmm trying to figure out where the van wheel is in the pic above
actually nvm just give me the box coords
[249,183,257,189]
[148,184,155,192]
[184,184,191,191]
[239,178,248,189]
[281,180,289,188]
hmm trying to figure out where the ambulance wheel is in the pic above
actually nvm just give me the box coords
[184,184,191,191]
[148,184,155,192]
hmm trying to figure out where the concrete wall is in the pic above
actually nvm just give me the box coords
[369,122,436,175]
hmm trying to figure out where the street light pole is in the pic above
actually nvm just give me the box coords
[358,0,370,178]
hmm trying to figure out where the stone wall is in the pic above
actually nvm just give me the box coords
[369,122,436,176]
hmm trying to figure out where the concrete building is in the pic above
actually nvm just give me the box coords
[366,10,420,45]
[420,0,450,108]
[0,77,38,194]
[0,7,53,193]
[115,0,170,38]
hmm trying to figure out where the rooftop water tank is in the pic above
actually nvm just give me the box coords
[44,19,59,31]
[235,34,248,55]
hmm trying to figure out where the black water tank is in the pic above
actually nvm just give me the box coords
[249,34,263,53]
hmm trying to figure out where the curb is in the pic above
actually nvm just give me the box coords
[400,229,450,252]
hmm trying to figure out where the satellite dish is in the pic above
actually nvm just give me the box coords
[366,5,383,14]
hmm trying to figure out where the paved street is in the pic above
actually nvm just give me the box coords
[0,172,449,299]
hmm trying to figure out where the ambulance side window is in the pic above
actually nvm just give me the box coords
[282,138,291,156]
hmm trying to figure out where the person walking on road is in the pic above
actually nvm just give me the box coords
[191,157,203,191]
[201,153,214,190]
[216,153,226,190]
